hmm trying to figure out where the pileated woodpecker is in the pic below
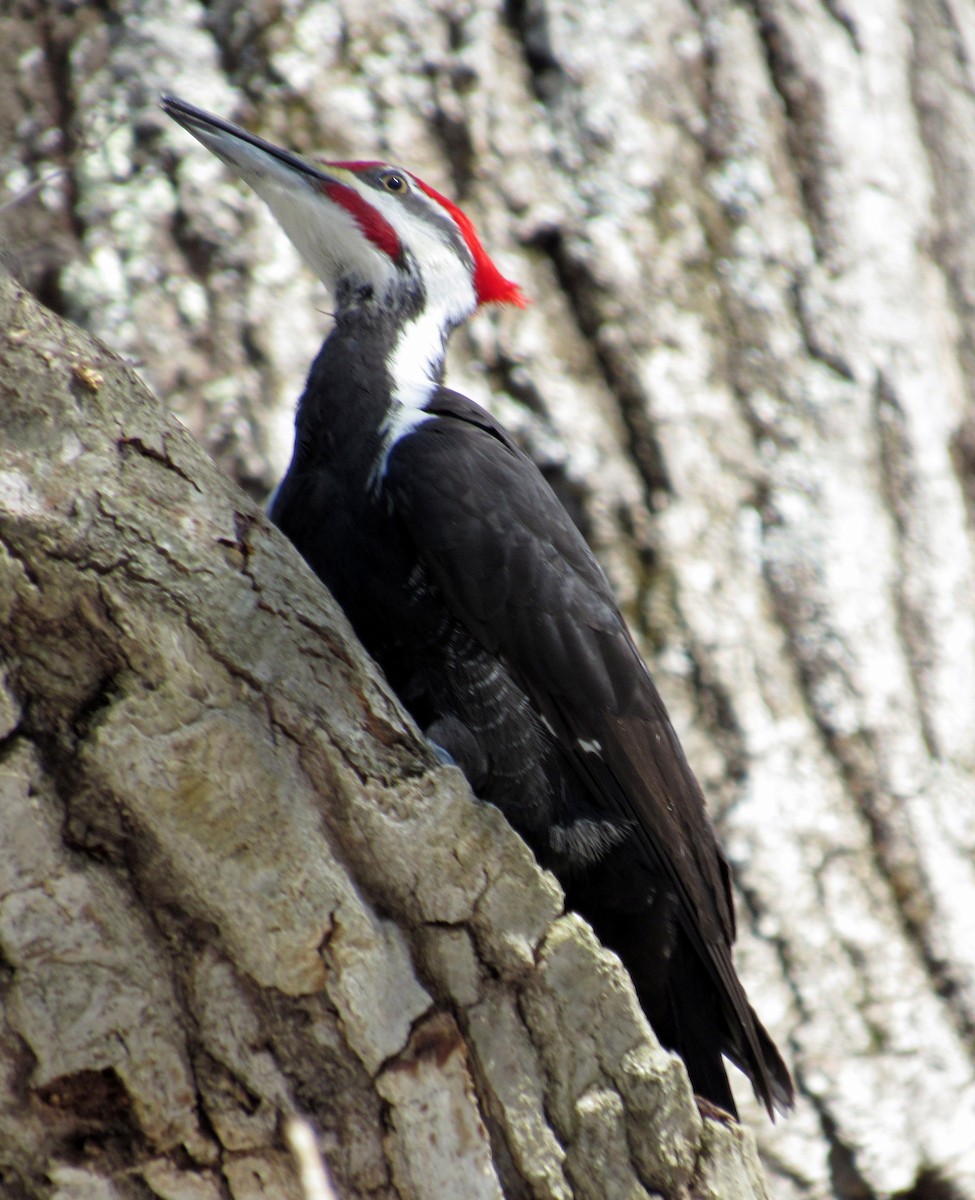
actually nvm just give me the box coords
[162,95,794,1120]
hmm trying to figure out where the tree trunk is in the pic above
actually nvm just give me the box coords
[0,267,771,1199]
[1,2,974,1199]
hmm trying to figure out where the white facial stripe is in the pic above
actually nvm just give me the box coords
[387,305,447,393]
[368,186,478,489]
[370,379,434,491]
[367,186,478,328]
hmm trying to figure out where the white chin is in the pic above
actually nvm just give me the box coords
[256,178,397,296]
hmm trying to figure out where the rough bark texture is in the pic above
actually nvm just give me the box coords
[1,1,974,1199]
[0,268,771,1199]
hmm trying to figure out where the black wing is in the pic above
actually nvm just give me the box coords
[384,388,793,1117]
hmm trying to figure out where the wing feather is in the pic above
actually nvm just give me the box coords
[384,389,792,1115]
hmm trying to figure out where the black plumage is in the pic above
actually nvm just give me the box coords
[163,94,794,1120]
[273,324,792,1118]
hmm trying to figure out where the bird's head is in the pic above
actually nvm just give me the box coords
[161,96,525,331]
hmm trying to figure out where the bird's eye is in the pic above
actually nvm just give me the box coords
[381,172,407,193]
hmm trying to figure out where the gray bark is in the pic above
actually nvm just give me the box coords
[2,1,974,1198]
[0,269,770,1199]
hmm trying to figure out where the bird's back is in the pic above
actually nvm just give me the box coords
[273,344,793,1118]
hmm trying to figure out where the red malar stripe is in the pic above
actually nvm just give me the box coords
[320,181,402,262]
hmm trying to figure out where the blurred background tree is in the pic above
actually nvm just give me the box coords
[2,1,974,1197]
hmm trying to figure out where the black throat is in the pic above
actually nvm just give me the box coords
[267,294,453,682]
[290,286,435,477]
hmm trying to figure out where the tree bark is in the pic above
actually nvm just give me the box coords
[1,1,974,1198]
[0,270,771,1198]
